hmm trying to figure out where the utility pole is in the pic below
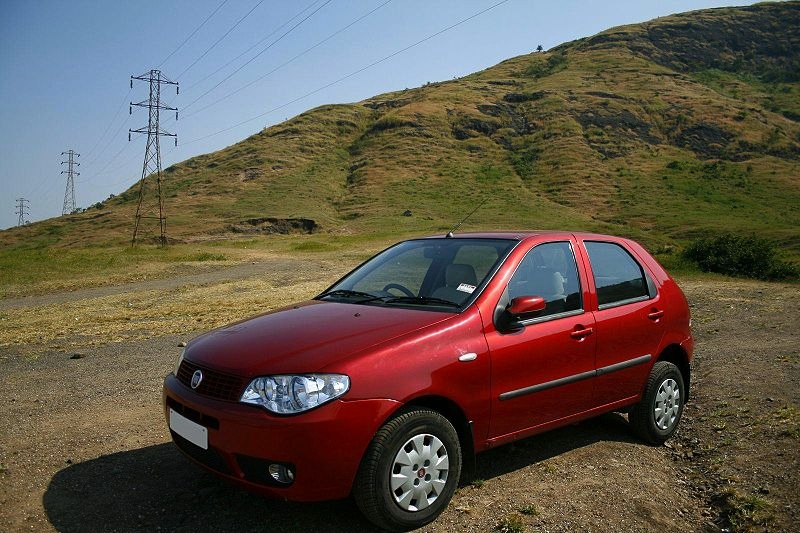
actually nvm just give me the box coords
[15,198,30,226]
[61,149,80,215]
[129,69,178,246]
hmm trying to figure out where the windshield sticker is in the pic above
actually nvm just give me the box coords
[457,283,476,294]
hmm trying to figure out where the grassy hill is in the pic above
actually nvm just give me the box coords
[2,2,799,282]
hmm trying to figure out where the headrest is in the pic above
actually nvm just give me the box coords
[446,264,477,287]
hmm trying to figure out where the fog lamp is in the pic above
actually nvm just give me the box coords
[268,463,295,484]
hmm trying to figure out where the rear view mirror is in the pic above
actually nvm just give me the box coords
[508,295,546,316]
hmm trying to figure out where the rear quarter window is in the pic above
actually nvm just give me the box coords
[584,241,654,308]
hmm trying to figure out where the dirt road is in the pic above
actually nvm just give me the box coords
[1,263,797,532]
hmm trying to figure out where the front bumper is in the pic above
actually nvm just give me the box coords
[163,373,400,501]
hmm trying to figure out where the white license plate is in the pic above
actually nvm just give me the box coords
[169,408,208,450]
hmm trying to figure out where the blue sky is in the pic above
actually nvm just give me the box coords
[0,0,761,230]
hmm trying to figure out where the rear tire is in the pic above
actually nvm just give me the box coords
[353,408,461,532]
[629,361,685,445]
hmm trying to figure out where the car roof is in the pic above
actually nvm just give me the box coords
[421,231,626,242]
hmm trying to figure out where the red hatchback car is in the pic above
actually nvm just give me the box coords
[163,232,693,531]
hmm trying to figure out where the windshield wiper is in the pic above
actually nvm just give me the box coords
[319,291,460,308]
[383,296,461,308]
[317,289,385,303]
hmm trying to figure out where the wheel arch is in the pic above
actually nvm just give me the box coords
[391,395,477,480]
[657,344,691,402]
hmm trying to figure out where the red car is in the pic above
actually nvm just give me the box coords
[163,232,693,531]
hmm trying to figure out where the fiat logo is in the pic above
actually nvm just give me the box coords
[190,369,203,389]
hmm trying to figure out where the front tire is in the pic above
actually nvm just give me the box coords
[629,361,685,444]
[353,408,462,532]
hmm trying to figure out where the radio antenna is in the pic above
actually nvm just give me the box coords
[446,197,487,238]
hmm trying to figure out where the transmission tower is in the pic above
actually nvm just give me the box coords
[129,69,178,245]
[61,149,80,215]
[15,198,30,226]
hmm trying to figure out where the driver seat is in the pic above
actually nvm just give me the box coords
[431,264,477,305]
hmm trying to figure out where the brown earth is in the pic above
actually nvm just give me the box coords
[0,259,797,532]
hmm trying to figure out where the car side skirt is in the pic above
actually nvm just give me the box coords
[498,354,652,401]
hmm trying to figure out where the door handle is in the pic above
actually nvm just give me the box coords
[570,327,594,340]
[648,309,665,321]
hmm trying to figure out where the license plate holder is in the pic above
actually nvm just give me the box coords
[169,408,208,450]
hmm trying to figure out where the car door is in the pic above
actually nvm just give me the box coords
[582,240,666,408]
[485,240,597,440]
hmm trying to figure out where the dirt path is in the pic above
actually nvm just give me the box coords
[0,260,304,311]
[0,271,797,532]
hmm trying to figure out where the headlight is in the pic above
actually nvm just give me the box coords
[240,374,350,414]
[174,348,185,376]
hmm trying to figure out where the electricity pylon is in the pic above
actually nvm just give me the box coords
[61,149,80,215]
[15,198,30,226]
[129,69,178,245]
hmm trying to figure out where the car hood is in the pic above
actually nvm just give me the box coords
[185,300,453,376]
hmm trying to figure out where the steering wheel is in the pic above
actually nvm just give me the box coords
[382,283,415,298]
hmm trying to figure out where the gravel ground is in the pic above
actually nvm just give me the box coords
[1,266,797,532]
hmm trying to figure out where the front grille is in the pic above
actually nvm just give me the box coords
[177,360,246,402]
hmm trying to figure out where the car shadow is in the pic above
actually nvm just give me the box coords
[43,414,637,532]
[43,443,375,532]
[473,412,640,481]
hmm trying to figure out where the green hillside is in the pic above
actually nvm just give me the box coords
[3,2,799,258]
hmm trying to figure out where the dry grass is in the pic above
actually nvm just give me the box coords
[0,235,396,353]
[0,276,335,352]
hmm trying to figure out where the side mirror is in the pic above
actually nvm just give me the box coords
[494,295,547,334]
[508,295,546,316]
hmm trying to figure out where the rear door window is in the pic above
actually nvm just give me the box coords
[584,241,654,308]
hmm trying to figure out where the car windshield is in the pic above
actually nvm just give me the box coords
[317,238,518,310]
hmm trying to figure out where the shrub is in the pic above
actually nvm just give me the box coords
[710,488,774,531]
[525,50,568,78]
[186,252,226,262]
[683,234,798,281]
[496,514,525,533]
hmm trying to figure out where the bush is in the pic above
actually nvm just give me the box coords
[525,50,568,78]
[683,234,798,281]
[185,252,226,262]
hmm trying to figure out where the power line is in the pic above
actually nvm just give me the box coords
[82,87,132,168]
[159,0,229,69]
[182,0,332,111]
[61,149,80,215]
[181,0,331,113]
[176,0,267,81]
[183,0,511,145]
[23,174,57,210]
[182,0,323,93]
[73,2,227,201]
[82,1,322,201]
[86,89,131,166]
[129,70,178,246]
[182,0,391,120]
[83,137,137,187]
